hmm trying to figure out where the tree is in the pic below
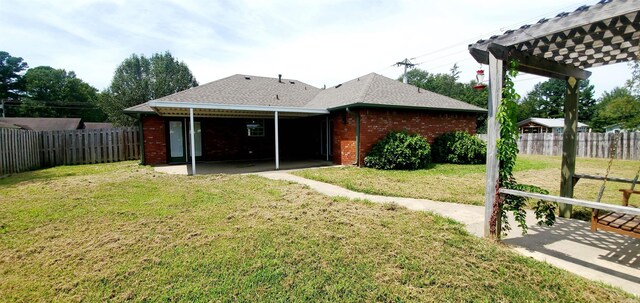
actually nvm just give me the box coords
[100,51,198,125]
[627,60,640,96]
[402,67,489,131]
[590,87,640,131]
[0,51,28,116]
[10,66,105,121]
[519,78,596,124]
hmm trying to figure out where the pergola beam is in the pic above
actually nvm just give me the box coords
[471,44,592,80]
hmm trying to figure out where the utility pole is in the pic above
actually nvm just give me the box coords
[1,100,4,118]
[396,58,415,84]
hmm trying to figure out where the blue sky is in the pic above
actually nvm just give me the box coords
[0,0,633,98]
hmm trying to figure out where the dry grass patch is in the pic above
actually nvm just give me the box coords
[0,161,637,302]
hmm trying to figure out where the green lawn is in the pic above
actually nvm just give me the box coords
[0,162,637,302]
[294,155,640,209]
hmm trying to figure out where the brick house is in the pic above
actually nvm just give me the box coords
[125,73,485,169]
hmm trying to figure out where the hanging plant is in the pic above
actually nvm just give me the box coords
[496,60,556,236]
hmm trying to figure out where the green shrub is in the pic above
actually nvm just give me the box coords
[364,130,431,170]
[432,131,486,164]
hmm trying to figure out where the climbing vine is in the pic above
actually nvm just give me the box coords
[496,60,556,236]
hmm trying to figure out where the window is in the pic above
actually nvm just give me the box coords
[246,119,265,137]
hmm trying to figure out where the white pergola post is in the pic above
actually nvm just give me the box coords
[484,52,503,239]
[325,116,330,161]
[189,107,196,175]
[275,111,280,170]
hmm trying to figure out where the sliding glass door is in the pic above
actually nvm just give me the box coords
[167,119,202,163]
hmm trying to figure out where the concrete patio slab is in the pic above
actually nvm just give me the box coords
[256,170,640,296]
[153,159,334,175]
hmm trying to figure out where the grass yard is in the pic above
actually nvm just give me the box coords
[294,155,640,210]
[0,162,637,302]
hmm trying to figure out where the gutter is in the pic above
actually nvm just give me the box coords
[328,103,487,113]
[147,101,329,115]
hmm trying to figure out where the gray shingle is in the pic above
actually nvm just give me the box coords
[307,73,486,112]
[125,72,486,113]
[154,74,320,107]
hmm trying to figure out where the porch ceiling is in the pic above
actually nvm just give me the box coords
[469,0,640,78]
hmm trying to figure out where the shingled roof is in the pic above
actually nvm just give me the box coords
[0,117,83,131]
[155,74,320,107]
[125,73,486,114]
[307,73,486,112]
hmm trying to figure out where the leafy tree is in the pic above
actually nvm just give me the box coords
[402,67,489,131]
[590,87,640,131]
[11,66,105,121]
[519,78,596,124]
[0,51,28,116]
[100,51,198,125]
[627,60,640,96]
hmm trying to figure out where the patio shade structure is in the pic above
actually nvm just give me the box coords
[468,0,640,238]
[146,101,329,175]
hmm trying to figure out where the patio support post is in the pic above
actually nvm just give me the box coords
[325,116,330,161]
[560,77,579,217]
[189,108,196,175]
[483,52,503,239]
[275,111,280,170]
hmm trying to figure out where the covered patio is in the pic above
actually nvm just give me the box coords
[146,101,331,174]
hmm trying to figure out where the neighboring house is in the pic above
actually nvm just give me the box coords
[124,73,486,166]
[0,117,83,131]
[84,122,114,129]
[604,124,637,133]
[518,118,589,134]
[0,121,22,129]
[0,118,113,131]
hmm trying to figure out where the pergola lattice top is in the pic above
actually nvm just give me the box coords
[469,0,640,77]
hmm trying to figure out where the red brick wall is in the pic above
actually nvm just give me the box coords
[331,112,357,165]
[331,108,478,166]
[142,115,166,165]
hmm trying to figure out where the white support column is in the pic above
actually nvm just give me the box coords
[325,116,330,161]
[484,52,503,239]
[275,111,280,170]
[189,108,196,175]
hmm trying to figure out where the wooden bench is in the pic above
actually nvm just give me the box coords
[498,188,640,239]
[591,189,640,238]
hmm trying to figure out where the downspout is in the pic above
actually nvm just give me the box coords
[138,114,145,165]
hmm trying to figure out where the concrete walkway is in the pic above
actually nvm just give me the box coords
[256,170,640,296]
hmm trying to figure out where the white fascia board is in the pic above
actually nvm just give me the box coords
[147,101,329,114]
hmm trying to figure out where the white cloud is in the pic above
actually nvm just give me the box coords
[0,0,633,98]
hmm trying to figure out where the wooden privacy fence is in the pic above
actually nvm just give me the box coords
[0,127,140,176]
[518,132,639,160]
[477,132,640,160]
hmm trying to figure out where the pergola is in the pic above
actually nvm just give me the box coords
[468,0,640,238]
